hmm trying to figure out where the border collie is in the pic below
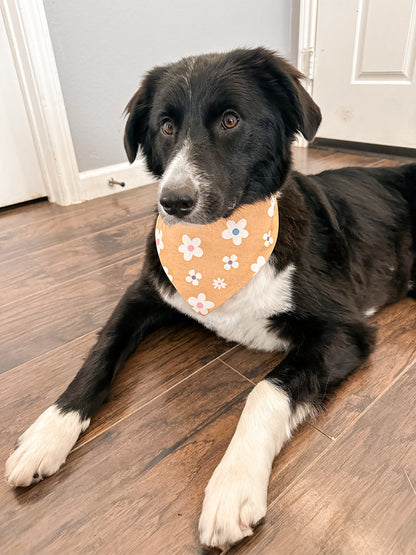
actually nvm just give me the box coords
[5,48,416,549]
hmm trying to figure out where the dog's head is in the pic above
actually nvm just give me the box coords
[124,47,321,224]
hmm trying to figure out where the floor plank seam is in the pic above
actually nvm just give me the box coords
[266,356,416,512]
[308,422,335,441]
[0,207,154,269]
[140,387,252,478]
[404,469,416,497]
[0,329,100,377]
[0,207,86,234]
[0,251,145,311]
[266,435,345,513]
[71,344,239,453]
[0,185,157,240]
[314,355,416,443]
[217,359,256,386]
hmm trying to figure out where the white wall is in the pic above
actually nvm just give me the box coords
[44,0,297,172]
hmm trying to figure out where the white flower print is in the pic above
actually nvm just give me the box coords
[263,230,273,247]
[251,255,266,273]
[188,293,215,315]
[221,218,249,245]
[162,266,173,281]
[178,234,203,261]
[155,228,164,254]
[186,269,202,286]
[268,196,276,217]
[223,254,239,271]
[213,277,227,290]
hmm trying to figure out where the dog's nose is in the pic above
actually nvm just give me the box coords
[160,186,196,217]
[160,193,195,216]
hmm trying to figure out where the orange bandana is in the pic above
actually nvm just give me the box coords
[156,196,279,315]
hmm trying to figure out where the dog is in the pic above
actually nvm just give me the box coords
[5,47,416,549]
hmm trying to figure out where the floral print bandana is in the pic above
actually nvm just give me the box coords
[155,196,279,315]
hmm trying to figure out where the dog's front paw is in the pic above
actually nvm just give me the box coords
[5,405,89,487]
[198,458,268,549]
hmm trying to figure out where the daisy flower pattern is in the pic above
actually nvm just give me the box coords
[213,277,227,290]
[155,193,278,313]
[223,254,239,270]
[178,234,203,261]
[263,230,273,247]
[251,255,266,274]
[188,293,215,315]
[186,269,202,286]
[222,218,249,245]
[155,228,164,254]
[162,266,173,281]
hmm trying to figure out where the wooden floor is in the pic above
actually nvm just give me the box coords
[1,146,415,554]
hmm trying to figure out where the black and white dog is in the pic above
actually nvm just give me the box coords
[5,48,416,549]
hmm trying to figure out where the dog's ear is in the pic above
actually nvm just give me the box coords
[242,47,322,140]
[123,67,165,163]
[285,65,322,140]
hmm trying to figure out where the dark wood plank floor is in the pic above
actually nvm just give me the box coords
[1,146,415,554]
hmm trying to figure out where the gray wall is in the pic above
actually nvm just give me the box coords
[44,0,297,172]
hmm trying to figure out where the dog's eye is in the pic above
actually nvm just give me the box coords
[161,120,175,136]
[221,112,239,130]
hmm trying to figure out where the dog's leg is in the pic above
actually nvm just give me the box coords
[5,276,182,487]
[199,319,375,549]
[199,379,309,549]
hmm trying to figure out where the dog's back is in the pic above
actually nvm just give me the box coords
[402,163,416,295]
[290,164,415,312]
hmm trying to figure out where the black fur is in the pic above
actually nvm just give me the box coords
[124,48,321,223]
[58,48,415,467]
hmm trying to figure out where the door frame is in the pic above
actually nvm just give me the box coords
[295,0,318,147]
[297,0,318,89]
[1,0,82,205]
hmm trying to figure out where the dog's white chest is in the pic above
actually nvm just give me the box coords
[161,263,295,351]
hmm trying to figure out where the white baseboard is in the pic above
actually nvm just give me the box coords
[79,158,155,202]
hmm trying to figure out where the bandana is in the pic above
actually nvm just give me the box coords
[156,196,279,315]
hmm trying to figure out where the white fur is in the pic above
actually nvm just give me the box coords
[158,139,208,208]
[158,140,193,195]
[157,139,218,225]
[161,262,295,351]
[364,307,377,317]
[5,405,89,487]
[199,380,311,548]
[182,56,196,97]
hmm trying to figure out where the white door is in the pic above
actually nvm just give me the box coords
[313,0,416,148]
[0,9,46,207]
